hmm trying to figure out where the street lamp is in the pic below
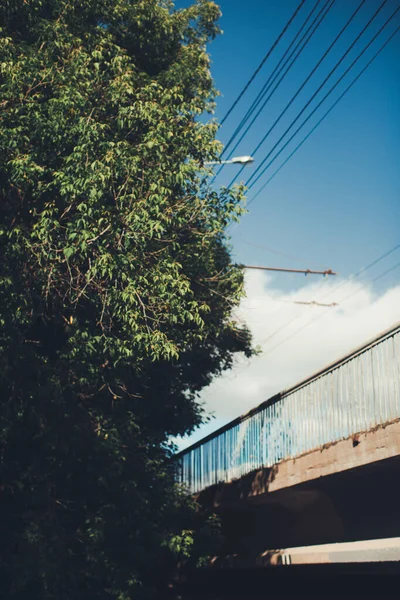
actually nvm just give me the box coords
[204,155,255,166]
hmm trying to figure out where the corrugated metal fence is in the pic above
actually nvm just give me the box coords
[176,323,400,494]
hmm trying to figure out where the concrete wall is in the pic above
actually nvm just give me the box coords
[196,421,400,552]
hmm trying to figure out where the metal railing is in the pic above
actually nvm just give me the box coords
[176,323,400,494]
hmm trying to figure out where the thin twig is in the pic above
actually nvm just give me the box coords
[87,223,111,244]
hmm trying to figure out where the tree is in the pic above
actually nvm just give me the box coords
[0,1,252,598]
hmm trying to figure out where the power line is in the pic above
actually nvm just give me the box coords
[215,0,335,184]
[199,240,400,397]
[218,0,329,167]
[256,242,400,349]
[228,0,369,188]
[212,0,313,184]
[219,0,307,127]
[235,237,312,264]
[248,2,399,196]
[245,0,388,189]
[229,18,399,323]
[215,244,400,389]
[220,251,400,395]
[262,259,400,357]
[248,22,400,202]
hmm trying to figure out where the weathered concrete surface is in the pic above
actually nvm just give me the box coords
[196,419,400,508]
[266,419,400,495]
[195,420,400,552]
[208,537,400,569]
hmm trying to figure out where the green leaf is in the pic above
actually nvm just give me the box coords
[63,246,75,260]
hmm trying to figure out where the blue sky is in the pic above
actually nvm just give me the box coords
[173,0,400,448]
[176,0,400,288]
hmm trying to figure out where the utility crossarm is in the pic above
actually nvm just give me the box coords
[294,301,338,307]
[241,265,337,276]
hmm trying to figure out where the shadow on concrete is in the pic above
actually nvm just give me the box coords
[194,464,278,508]
[196,454,400,553]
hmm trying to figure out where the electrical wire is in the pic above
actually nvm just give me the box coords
[216,0,328,172]
[216,0,335,183]
[244,0,388,189]
[219,0,307,127]
[217,0,335,162]
[211,249,400,390]
[235,237,311,264]
[248,22,400,202]
[227,0,369,188]
[211,1,314,184]
[262,259,400,357]
[247,2,399,196]
[256,242,400,349]
[214,243,400,389]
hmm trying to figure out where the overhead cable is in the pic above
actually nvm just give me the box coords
[217,0,326,168]
[247,0,396,193]
[216,0,333,177]
[244,0,387,188]
[228,0,369,188]
[257,242,400,349]
[219,0,307,127]
[248,20,400,204]
[236,237,311,264]
[262,260,400,357]
[203,244,400,391]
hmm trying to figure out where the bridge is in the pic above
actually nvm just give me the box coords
[174,322,400,594]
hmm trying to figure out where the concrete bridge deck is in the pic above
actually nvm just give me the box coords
[175,323,400,581]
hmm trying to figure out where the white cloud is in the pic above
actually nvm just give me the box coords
[176,270,400,451]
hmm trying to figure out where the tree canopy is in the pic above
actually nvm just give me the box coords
[0,1,252,598]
